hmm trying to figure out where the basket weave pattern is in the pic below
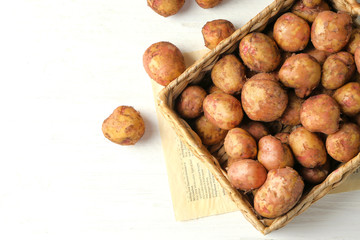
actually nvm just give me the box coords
[157,0,360,234]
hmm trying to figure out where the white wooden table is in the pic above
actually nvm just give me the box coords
[1,1,359,239]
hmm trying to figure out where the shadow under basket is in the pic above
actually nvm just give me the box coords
[157,0,360,235]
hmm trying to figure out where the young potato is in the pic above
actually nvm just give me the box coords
[291,0,330,23]
[280,91,303,126]
[203,92,243,130]
[211,54,246,94]
[258,135,294,171]
[227,159,267,191]
[275,132,290,144]
[346,29,360,54]
[303,0,321,8]
[193,115,228,146]
[147,0,184,17]
[300,94,340,134]
[273,12,310,52]
[102,106,145,145]
[249,72,279,82]
[289,127,327,168]
[224,128,257,160]
[299,160,330,184]
[196,0,222,8]
[254,167,304,218]
[355,47,360,74]
[239,32,281,72]
[305,47,330,65]
[311,11,352,53]
[143,41,186,86]
[241,121,269,141]
[322,52,355,90]
[202,19,236,50]
[326,123,360,163]
[207,85,224,94]
[333,82,360,116]
[279,53,321,98]
[241,79,288,122]
[176,85,207,119]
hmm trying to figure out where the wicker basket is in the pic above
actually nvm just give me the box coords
[157,0,360,235]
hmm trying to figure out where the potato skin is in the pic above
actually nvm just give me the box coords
[311,11,352,53]
[202,19,236,50]
[326,123,360,163]
[273,12,310,52]
[208,85,224,94]
[291,0,330,23]
[299,160,330,184]
[193,115,228,146]
[305,47,330,65]
[203,92,243,130]
[258,135,294,171]
[239,32,281,72]
[300,94,340,134]
[102,106,145,145]
[196,0,222,9]
[249,72,279,82]
[280,91,303,126]
[143,41,186,86]
[241,79,288,122]
[147,0,184,17]
[224,128,257,159]
[289,127,327,168]
[355,47,360,74]
[275,132,290,144]
[322,52,355,90]
[333,82,360,116]
[346,29,360,54]
[254,167,304,218]
[176,85,207,119]
[279,53,321,98]
[303,0,321,8]
[227,159,267,191]
[211,54,246,94]
[241,121,269,141]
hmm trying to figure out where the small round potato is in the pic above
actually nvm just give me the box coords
[239,32,281,72]
[291,0,330,23]
[279,53,321,98]
[326,123,360,162]
[147,0,184,17]
[289,127,327,168]
[275,132,290,144]
[333,82,360,116]
[273,12,310,52]
[311,11,352,53]
[322,52,355,90]
[211,54,246,94]
[355,47,360,74]
[202,19,236,50]
[305,47,331,65]
[346,29,360,54]
[241,121,269,141]
[241,79,288,122]
[303,0,321,8]
[102,106,145,145]
[280,91,303,126]
[224,128,257,160]
[196,0,222,8]
[300,94,340,134]
[254,167,304,218]
[299,160,330,184]
[227,159,267,191]
[249,72,279,82]
[143,41,186,86]
[203,92,244,130]
[258,135,294,171]
[208,85,224,94]
[193,115,228,146]
[176,85,207,119]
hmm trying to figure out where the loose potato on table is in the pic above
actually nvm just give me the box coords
[203,92,243,130]
[211,54,246,94]
[147,0,184,17]
[254,167,304,218]
[241,121,269,141]
[333,82,360,116]
[291,0,330,23]
[102,106,145,146]
[289,127,327,168]
[227,159,267,191]
[280,91,303,126]
[224,128,257,160]
[279,53,321,98]
[143,41,186,86]
[300,94,340,134]
[311,11,352,53]
[299,160,330,184]
[196,0,222,9]
[326,123,360,163]
[202,19,236,50]
[193,115,228,146]
[273,12,310,52]
[322,51,355,90]
[258,135,294,171]
[176,85,207,119]
[241,78,288,122]
[239,32,281,72]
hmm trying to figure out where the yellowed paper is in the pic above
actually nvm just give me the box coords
[152,49,360,221]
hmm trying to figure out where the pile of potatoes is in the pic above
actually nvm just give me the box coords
[175,0,360,219]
